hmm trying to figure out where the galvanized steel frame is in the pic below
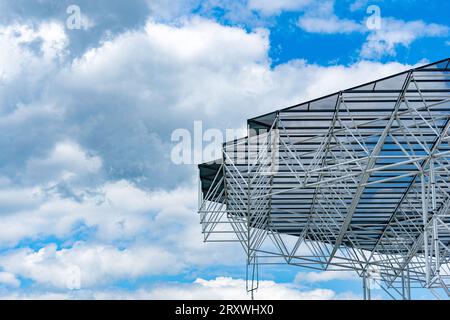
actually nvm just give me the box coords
[198,58,450,299]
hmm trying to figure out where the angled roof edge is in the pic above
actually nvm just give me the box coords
[248,57,450,126]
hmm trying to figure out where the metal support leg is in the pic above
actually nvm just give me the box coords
[363,272,371,300]
[363,274,366,300]
[421,173,430,286]
[430,160,440,282]
[246,256,258,300]
[402,268,411,300]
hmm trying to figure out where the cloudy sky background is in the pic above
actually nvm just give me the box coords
[0,0,448,299]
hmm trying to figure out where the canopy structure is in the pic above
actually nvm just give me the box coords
[198,58,450,299]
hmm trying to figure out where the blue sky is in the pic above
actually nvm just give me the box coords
[0,0,448,299]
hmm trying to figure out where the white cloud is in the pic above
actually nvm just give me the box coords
[361,18,449,58]
[0,276,361,300]
[295,270,359,283]
[1,17,415,191]
[0,271,20,287]
[0,15,422,296]
[0,178,153,245]
[349,0,369,12]
[296,3,448,58]
[64,17,414,122]
[141,277,338,300]
[269,59,413,103]
[37,22,68,59]
[0,243,182,289]
[24,141,102,184]
[298,2,363,35]
[298,15,362,34]
[90,277,341,300]
[0,176,244,287]
[0,185,42,213]
[0,22,67,69]
[248,0,313,15]
[0,15,414,258]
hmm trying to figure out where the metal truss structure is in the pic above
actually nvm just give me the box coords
[198,58,450,299]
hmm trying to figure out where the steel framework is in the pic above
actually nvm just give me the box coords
[198,58,450,299]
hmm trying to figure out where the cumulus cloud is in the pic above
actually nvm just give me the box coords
[0,175,244,288]
[0,14,413,264]
[0,175,166,245]
[295,270,359,283]
[0,272,20,287]
[361,18,449,58]
[0,177,166,243]
[0,21,67,62]
[296,2,448,58]
[0,12,422,297]
[1,16,414,190]
[128,277,338,300]
[23,141,102,184]
[0,243,182,288]
[297,1,363,34]
[0,276,361,300]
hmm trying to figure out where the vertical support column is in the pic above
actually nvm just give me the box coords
[246,260,258,300]
[402,269,406,300]
[245,125,259,299]
[433,218,440,279]
[421,173,430,286]
[401,267,411,300]
[246,128,253,297]
[430,160,436,211]
[430,160,440,280]
[362,272,371,300]
[407,266,411,300]
[362,273,366,300]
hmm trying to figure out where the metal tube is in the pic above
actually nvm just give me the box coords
[421,173,430,286]
[363,273,367,300]
[434,218,440,277]
[430,160,437,211]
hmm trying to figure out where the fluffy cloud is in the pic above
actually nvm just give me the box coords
[0,179,154,245]
[0,13,421,297]
[0,21,67,65]
[295,270,359,283]
[0,20,412,245]
[361,18,449,58]
[0,174,244,287]
[296,2,449,58]
[124,277,338,300]
[0,272,20,287]
[2,16,417,189]
[0,276,361,299]
[297,1,363,34]
[0,243,181,288]
[297,15,362,34]
[1,16,415,192]
[23,141,102,184]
